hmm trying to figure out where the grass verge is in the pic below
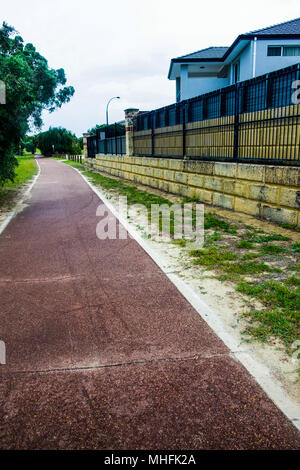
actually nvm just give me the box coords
[0,156,38,210]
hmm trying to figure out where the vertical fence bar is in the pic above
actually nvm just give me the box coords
[114,123,117,155]
[151,112,155,156]
[295,64,300,161]
[104,126,108,155]
[233,83,240,161]
[182,103,186,158]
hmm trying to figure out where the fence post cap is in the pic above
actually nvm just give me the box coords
[124,108,139,118]
[124,108,139,113]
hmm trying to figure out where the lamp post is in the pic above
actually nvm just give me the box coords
[106,96,120,126]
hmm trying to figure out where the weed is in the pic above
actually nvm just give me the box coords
[260,244,288,255]
[280,223,300,232]
[248,233,289,243]
[237,279,300,348]
[190,246,237,269]
[173,239,187,248]
[241,253,260,260]
[286,276,300,287]
[236,280,300,312]
[292,242,300,253]
[237,240,255,249]
[224,261,277,275]
[204,213,231,232]
[241,308,299,347]
[205,232,222,244]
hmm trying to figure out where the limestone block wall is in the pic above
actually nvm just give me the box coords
[86,155,300,226]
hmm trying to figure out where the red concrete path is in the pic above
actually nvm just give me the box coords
[0,158,299,450]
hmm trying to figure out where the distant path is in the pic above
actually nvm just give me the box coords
[0,158,299,449]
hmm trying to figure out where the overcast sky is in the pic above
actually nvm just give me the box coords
[1,0,300,136]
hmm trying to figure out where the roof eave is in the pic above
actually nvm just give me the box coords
[223,33,300,60]
[168,61,173,80]
[172,57,224,63]
[168,57,224,80]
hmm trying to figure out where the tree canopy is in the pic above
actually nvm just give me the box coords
[37,127,82,156]
[87,123,125,137]
[0,22,74,183]
[87,124,106,135]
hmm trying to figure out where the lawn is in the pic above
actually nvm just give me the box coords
[0,155,38,210]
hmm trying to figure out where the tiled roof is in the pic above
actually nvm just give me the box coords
[248,17,300,35]
[175,46,229,61]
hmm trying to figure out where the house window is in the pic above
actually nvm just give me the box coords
[267,46,281,56]
[176,77,181,103]
[233,61,240,83]
[283,46,300,56]
[267,45,300,57]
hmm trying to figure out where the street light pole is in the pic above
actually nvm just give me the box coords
[106,96,120,127]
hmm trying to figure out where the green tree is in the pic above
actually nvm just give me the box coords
[37,127,80,156]
[23,136,36,154]
[87,123,125,137]
[87,123,106,135]
[0,22,74,183]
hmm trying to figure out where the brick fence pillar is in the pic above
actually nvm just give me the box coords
[124,108,139,157]
[83,133,90,158]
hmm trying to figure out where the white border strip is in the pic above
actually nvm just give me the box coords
[65,162,300,430]
[0,159,41,236]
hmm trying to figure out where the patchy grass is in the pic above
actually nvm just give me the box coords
[237,240,254,249]
[204,212,237,234]
[236,280,300,349]
[172,239,188,248]
[286,276,300,287]
[188,210,299,354]
[241,252,260,261]
[288,263,300,272]
[190,246,237,269]
[280,223,300,233]
[236,280,299,311]
[205,232,222,245]
[260,244,288,256]
[243,231,290,243]
[292,242,300,253]
[0,156,38,210]
[224,261,279,275]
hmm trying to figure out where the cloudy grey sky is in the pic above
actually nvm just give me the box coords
[1,0,299,136]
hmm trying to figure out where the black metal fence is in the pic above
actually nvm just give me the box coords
[133,63,300,165]
[87,122,126,158]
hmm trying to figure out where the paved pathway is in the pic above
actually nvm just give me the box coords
[0,158,299,449]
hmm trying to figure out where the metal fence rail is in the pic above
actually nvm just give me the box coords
[133,63,300,165]
[87,122,126,158]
